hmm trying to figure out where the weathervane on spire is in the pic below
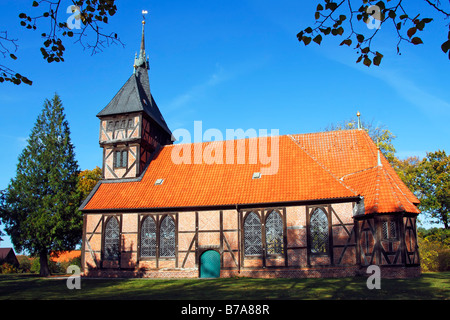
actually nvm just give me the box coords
[142,10,148,23]
[134,10,150,72]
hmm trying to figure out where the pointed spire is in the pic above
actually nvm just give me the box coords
[134,10,149,71]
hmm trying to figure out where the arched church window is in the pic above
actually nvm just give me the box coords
[310,208,329,254]
[140,216,157,257]
[160,216,175,257]
[265,211,284,255]
[104,216,120,260]
[244,212,263,256]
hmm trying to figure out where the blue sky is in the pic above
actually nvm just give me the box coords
[1,1,449,249]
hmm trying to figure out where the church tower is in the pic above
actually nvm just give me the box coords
[97,15,173,179]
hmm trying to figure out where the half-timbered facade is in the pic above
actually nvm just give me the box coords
[79,19,421,279]
[96,19,173,180]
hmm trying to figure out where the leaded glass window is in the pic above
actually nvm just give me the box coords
[265,211,284,255]
[104,217,120,260]
[310,208,329,254]
[160,216,175,257]
[244,212,263,256]
[140,216,156,257]
[382,220,397,240]
[121,150,128,167]
[114,150,128,168]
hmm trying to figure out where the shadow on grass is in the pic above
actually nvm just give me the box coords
[0,272,448,300]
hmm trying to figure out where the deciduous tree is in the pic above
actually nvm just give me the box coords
[325,116,396,163]
[77,166,102,201]
[1,0,122,85]
[415,150,450,229]
[298,0,450,66]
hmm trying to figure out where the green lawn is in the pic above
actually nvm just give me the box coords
[0,272,448,300]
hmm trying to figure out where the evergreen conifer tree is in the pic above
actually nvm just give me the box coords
[0,94,82,276]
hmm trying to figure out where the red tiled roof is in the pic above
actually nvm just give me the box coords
[82,130,419,215]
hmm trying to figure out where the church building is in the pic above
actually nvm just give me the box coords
[79,18,421,279]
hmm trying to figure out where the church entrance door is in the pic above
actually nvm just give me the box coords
[200,250,220,278]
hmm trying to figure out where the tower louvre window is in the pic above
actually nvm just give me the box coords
[107,121,114,131]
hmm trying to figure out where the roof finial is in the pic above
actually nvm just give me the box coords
[357,111,362,130]
[134,10,149,71]
[376,138,382,166]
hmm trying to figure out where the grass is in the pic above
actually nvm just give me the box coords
[0,272,448,300]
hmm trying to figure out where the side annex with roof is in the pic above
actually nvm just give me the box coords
[79,18,421,279]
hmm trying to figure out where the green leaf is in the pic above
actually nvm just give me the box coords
[326,2,338,11]
[441,40,450,53]
[313,34,323,45]
[363,57,372,67]
[302,36,312,45]
[407,27,417,38]
[32,1,39,7]
[317,4,324,11]
[320,27,331,35]
[411,37,423,45]
[376,1,386,10]
[357,34,365,43]
[340,39,352,46]
[373,55,383,66]
[10,53,17,60]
